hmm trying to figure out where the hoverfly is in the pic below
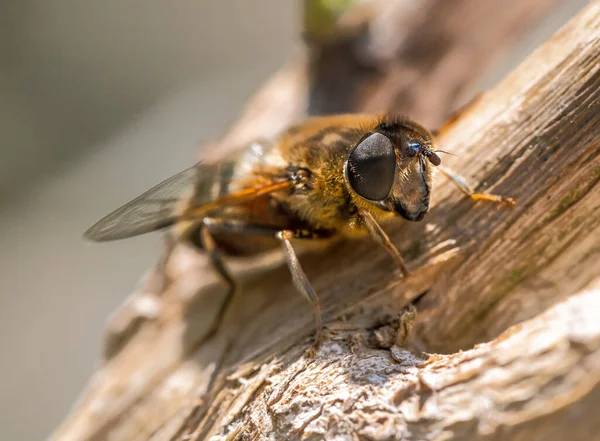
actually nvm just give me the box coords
[85,114,514,350]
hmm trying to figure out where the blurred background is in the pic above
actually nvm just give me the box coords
[0,0,588,439]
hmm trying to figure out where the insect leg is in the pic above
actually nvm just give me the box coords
[358,208,410,277]
[199,219,239,338]
[200,219,326,350]
[438,166,515,205]
[276,230,323,352]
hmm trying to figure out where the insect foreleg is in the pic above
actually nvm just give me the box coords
[438,166,515,206]
[358,208,410,277]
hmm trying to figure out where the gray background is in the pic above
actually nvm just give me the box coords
[0,1,588,440]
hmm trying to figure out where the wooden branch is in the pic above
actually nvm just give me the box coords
[49,1,600,441]
[205,0,564,158]
[195,287,600,440]
[307,0,565,127]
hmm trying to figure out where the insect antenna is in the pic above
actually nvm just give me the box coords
[432,149,456,156]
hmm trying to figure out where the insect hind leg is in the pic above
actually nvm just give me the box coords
[199,219,326,353]
[199,219,239,340]
[438,166,516,206]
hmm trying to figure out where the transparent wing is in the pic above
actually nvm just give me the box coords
[84,162,218,242]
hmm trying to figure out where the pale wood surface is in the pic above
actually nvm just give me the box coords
[49,1,600,440]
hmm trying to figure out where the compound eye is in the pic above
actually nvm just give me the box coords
[346,132,396,201]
